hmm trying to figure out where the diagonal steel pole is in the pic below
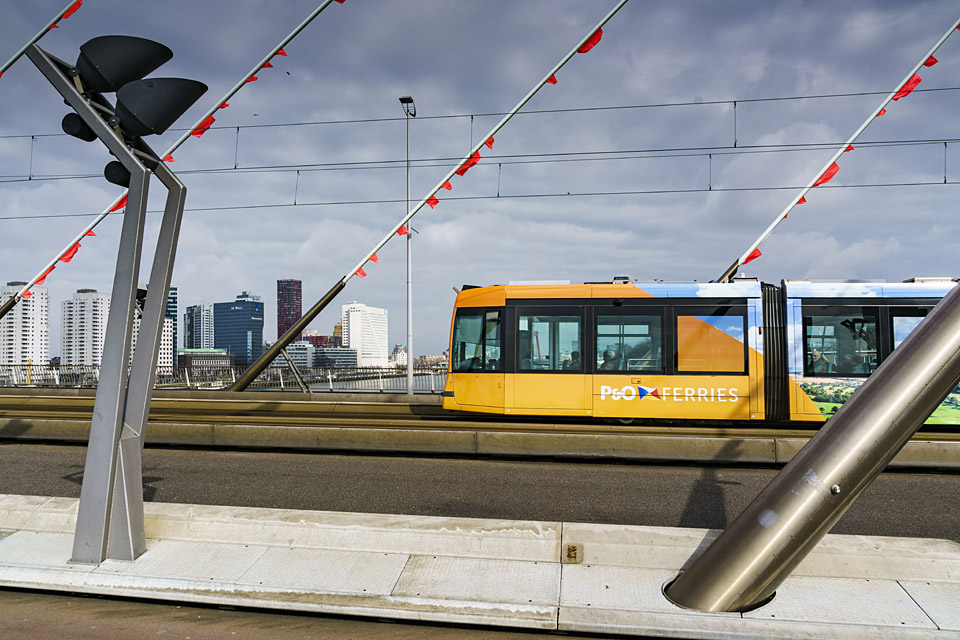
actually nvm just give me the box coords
[717,14,960,283]
[0,0,343,320]
[230,0,631,392]
[0,0,81,79]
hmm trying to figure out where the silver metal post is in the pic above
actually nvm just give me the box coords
[666,282,960,612]
[405,102,414,395]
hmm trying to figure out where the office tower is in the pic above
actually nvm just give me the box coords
[61,289,111,365]
[276,279,302,342]
[341,301,389,367]
[184,302,215,349]
[0,281,49,365]
[213,291,264,368]
[166,286,178,363]
[130,316,174,371]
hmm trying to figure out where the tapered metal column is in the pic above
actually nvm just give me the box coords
[405,108,413,394]
[666,282,960,612]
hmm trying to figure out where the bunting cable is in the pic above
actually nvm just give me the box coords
[3,0,344,318]
[0,0,82,80]
[717,15,960,283]
[229,0,631,392]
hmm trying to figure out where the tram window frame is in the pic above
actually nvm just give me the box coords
[450,309,502,373]
[890,306,934,351]
[674,305,748,375]
[802,305,879,378]
[595,310,665,373]
[515,307,583,373]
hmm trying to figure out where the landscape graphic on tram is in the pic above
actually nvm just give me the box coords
[443,277,960,426]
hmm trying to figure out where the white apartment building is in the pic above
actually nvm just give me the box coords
[130,316,175,371]
[184,302,215,349]
[0,281,49,365]
[341,301,389,367]
[61,289,111,366]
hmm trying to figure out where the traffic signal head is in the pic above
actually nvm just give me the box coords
[77,36,172,93]
[116,77,208,136]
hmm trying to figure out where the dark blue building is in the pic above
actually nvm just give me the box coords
[214,292,264,368]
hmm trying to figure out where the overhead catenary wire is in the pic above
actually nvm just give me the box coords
[228,0,632,392]
[717,13,960,282]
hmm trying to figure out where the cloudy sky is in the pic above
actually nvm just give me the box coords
[1,0,959,358]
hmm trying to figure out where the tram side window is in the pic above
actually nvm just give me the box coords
[892,307,933,350]
[452,310,501,372]
[518,313,581,372]
[803,307,878,377]
[596,315,663,372]
[676,308,746,374]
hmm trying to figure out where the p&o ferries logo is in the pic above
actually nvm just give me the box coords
[600,385,739,402]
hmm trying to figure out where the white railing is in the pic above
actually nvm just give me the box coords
[0,364,447,393]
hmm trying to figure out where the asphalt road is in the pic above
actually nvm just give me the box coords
[1,442,958,539]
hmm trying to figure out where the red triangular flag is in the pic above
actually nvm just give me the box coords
[35,265,55,285]
[426,195,439,208]
[397,225,409,235]
[877,108,887,116]
[844,145,854,152]
[335,0,345,3]
[0,71,4,80]
[577,28,603,53]
[22,291,32,298]
[924,55,938,67]
[163,154,174,162]
[84,229,96,236]
[63,1,82,19]
[797,196,807,204]
[109,195,128,212]
[369,253,379,263]
[355,267,366,278]
[484,137,494,150]
[60,243,81,263]
[191,115,215,138]
[812,162,839,187]
[49,24,58,29]
[441,181,452,190]
[246,76,258,82]
[546,74,557,85]
[277,49,287,56]
[220,102,229,108]
[456,151,481,176]
[262,61,274,69]
[892,74,922,101]
[742,247,762,265]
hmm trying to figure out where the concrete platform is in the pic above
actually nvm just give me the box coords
[0,494,958,638]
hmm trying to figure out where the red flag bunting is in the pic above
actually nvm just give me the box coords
[109,195,128,212]
[22,291,32,298]
[0,71,4,80]
[397,225,409,236]
[844,145,854,152]
[742,247,762,265]
[246,76,258,82]
[355,267,366,278]
[577,28,603,53]
[877,108,887,116]
[813,162,839,187]
[456,151,481,176]
[277,49,287,56]
[892,73,922,101]
[262,61,273,69]
[63,1,82,18]
[441,181,452,190]
[36,265,56,285]
[335,0,345,3]
[797,196,807,204]
[191,115,215,138]
[49,24,58,29]
[369,253,379,263]
[163,154,174,162]
[427,195,440,208]
[484,137,494,150]
[546,74,557,85]
[60,243,81,263]
[220,102,229,108]
[84,229,96,237]
[924,55,938,67]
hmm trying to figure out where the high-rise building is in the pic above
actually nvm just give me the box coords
[130,316,174,371]
[276,279,302,342]
[61,289,111,365]
[184,302,215,349]
[213,291,264,368]
[341,301,388,367]
[166,286,178,363]
[0,281,49,365]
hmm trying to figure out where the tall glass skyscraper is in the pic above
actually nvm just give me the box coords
[214,292,263,368]
[276,279,302,342]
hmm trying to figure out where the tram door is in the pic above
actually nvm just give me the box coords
[449,310,504,412]
[509,310,591,415]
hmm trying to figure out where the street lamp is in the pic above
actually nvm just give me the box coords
[399,96,415,394]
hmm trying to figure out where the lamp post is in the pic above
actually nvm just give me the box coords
[399,96,415,394]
